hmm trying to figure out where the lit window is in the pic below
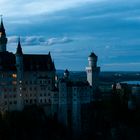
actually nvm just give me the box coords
[12,74,17,78]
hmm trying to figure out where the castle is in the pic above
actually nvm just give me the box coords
[0,18,100,134]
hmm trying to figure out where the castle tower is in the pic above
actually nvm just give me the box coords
[16,37,23,80]
[15,38,24,110]
[0,17,7,52]
[64,69,69,79]
[86,52,100,87]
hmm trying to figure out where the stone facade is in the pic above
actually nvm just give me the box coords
[0,19,100,134]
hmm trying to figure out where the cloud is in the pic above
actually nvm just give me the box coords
[47,37,73,45]
[105,45,111,49]
[2,0,140,71]
[0,0,105,17]
[8,36,73,46]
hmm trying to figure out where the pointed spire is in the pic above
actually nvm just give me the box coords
[16,37,23,55]
[0,15,3,28]
[18,37,21,47]
[89,52,97,58]
[0,15,6,35]
[48,51,53,62]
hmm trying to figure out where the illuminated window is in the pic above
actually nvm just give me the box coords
[0,32,2,36]
[12,74,17,78]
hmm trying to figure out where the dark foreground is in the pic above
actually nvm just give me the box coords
[1,94,140,140]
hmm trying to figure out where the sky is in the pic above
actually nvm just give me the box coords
[0,0,140,71]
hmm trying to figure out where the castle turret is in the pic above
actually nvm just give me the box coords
[16,38,23,80]
[86,52,100,87]
[88,52,97,67]
[0,17,7,52]
[64,69,69,79]
[15,38,24,110]
[16,38,23,55]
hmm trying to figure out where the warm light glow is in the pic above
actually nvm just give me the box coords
[12,74,17,78]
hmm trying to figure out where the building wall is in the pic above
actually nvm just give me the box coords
[57,79,93,135]
[0,70,56,112]
[0,71,19,111]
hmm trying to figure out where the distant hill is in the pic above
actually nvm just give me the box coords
[56,70,140,83]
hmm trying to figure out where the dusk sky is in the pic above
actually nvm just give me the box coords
[0,0,140,71]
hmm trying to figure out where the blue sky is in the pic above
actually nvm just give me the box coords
[0,0,140,71]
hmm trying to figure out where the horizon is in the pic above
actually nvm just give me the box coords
[0,0,140,71]
[57,69,140,72]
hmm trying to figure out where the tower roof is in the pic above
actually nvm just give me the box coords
[16,37,23,55]
[64,69,69,74]
[89,52,97,58]
[23,54,55,71]
[0,16,6,35]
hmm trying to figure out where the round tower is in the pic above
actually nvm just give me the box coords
[64,69,69,79]
[86,52,100,87]
[88,52,97,67]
